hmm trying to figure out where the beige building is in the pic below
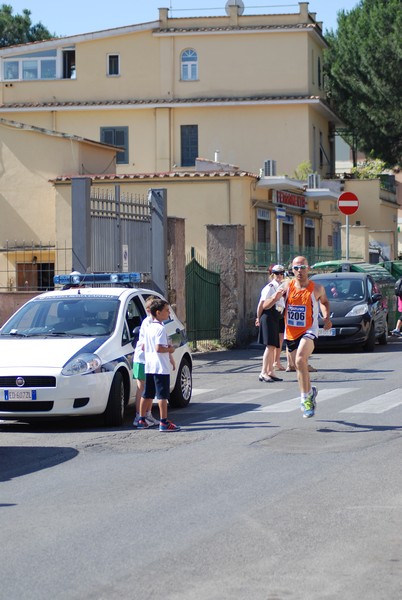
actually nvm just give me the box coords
[0,1,398,275]
[0,118,116,291]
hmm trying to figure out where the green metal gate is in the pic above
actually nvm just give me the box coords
[185,251,220,345]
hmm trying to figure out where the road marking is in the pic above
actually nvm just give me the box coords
[254,388,357,413]
[192,387,402,415]
[340,389,402,413]
[191,388,213,396]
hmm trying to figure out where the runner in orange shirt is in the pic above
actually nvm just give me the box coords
[263,256,332,418]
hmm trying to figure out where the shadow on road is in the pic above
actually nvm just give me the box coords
[0,445,79,483]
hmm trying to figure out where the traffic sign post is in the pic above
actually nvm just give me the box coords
[338,192,359,260]
[276,206,286,263]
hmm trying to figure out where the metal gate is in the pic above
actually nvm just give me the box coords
[71,180,168,294]
[90,187,152,274]
[185,250,220,344]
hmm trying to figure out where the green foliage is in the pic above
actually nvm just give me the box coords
[350,158,386,179]
[294,160,313,180]
[324,0,402,167]
[0,4,54,46]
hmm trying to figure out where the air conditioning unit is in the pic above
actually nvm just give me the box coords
[263,159,277,177]
[308,173,321,188]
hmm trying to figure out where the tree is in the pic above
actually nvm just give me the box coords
[0,4,54,46]
[324,0,402,167]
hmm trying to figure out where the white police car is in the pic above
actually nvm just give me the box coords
[0,273,192,426]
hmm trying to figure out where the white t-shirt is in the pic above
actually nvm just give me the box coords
[144,319,171,375]
[133,315,152,364]
[258,279,285,311]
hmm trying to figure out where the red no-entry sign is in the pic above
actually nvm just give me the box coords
[338,191,359,215]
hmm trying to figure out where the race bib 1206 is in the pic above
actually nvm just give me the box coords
[287,305,306,327]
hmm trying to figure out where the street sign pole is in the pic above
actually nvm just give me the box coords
[346,214,350,260]
[275,206,286,263]
[276,214,281,264]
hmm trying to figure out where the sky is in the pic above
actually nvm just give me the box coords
[7,1,360,38]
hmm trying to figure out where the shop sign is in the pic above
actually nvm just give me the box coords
[275,190,306,209]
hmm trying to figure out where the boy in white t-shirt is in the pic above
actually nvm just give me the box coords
[137,298,181,432]
[132,296,160,427]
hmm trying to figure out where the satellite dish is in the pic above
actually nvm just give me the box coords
[225,0,245,16]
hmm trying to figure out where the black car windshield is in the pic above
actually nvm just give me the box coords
[319,278,365,301]
[0,296,120,337]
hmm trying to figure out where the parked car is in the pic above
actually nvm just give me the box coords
[311,260,397,329]
[310,272,388,351]
[0,272,192,426]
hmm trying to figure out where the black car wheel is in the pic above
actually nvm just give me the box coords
[378,321,388,345]
[104,371,125,426]
[169,358,192,408]
[363,324,376,352]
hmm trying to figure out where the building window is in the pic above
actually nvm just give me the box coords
[257,209,271,244]
[283,215,294,247]
[3,48,76,80]
[62,49,76,79]
[107,54,120,76]
[181,49,198,81]
[318,57,322,88]
[304,218,315,247]
[181,125,198,167]
[17,262,54,291]
[3,50,58,81]
[319,131,324,168]
[312,125,317,172]
[100,127,129,164]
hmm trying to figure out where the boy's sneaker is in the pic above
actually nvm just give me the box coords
[391,329,402,337]
[301,386,317,418]
[136,418,149,429]
[133,412,158,427]
[159,420,181,432]
[145,411,160,426]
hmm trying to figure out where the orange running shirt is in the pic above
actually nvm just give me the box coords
[285,279,319,340]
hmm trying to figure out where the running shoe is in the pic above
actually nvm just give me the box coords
[159,420,181,432]
[133,413,157,427]
[136,418,149,429]
[145,411,160,426]
[391,329,402,337]
[301,386,317,418]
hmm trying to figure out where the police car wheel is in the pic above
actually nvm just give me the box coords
[169,358,192,408]
[104,371,125,426]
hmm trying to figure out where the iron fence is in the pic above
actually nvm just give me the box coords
[245,243,362,270]
[0,241,73,292]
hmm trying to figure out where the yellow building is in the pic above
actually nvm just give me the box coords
[0,1,397,265]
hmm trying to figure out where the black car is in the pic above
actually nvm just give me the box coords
[311,272,388,351]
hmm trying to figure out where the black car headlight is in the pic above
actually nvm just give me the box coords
[345,303,369,317]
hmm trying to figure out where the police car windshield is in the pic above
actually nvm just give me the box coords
[0,297,120,337]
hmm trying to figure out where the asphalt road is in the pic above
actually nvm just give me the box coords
[1,338,402,600]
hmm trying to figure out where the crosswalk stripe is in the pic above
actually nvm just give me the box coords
[340,389,402,413]
[191,387,402,415]
[254,388,357,413]
[191,388,213,397]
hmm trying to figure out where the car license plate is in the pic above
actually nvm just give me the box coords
[4,390,37,400]
[318,328,336,337]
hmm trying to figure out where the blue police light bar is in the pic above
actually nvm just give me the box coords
[54,272,142,286]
